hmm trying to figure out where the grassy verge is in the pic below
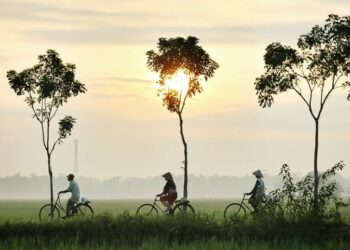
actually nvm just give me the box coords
[1,213,350,249]
[1,238,349,250]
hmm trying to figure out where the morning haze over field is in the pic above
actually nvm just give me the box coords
[2,1,350,249]
[1,0,350,184]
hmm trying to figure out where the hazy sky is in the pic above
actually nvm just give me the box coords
[0,0,349,180]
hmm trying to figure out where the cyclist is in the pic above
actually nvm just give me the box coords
[244,170,265,212]
[156,172,177,212]
[58,174,80,218]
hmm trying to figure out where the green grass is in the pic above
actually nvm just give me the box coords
[1,199,350,249]
[0,213,350,249]
[0,199,233,223]
[1,238,349,250]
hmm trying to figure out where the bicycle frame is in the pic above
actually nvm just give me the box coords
[54,194,67,215]
[151,197,170,214]
[239,195,254,213]
[54,194,81,215]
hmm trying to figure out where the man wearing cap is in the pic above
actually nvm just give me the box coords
[244,170,265,212]
[157,172,178,212]
[58,174,80,218]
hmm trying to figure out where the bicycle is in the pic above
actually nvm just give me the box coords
[136,196,195,216]
[39,194,94,222]
[224,194,282,221]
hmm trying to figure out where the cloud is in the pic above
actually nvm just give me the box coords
[90,92,144,99]
[97,77,153,84]
[0,0,152,25]
[2,0,346,45]
[91,83,121,89]
[89,77,152,90]
[18,22,316,45]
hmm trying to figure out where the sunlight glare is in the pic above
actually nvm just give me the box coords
[164,70,190,95]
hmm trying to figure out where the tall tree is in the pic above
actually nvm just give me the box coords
[254,14,350,212]
[7,49,86,208]
[147,36,219,198]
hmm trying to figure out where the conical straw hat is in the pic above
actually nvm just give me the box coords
[162,172,173,180]
[252,170,263,178]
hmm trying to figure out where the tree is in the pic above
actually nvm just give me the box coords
[147,36,219,198]
[7,49,86,208]
[254,14,350,212]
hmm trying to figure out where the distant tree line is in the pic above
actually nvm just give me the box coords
[0,173,349,199]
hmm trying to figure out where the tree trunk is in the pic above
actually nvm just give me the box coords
[178,112,188,199]
[313,119,319,214]
[48,153,54,208]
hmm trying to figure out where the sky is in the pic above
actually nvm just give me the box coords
[0,0,350,181]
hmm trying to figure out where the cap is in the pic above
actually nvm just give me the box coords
[66,174,74,179]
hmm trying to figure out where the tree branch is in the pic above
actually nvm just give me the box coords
[40,121,48,151]
[50,139,59,155]
[50,106,59,122]
[28,98,48,150]
[46,119,50,153]
[318,73,337,119]
[292,86,316,119]
[334,74,343,87]
[30,104,42,123]
[300,67,313,92]
[180,92,189,113]
[320,78,325,107]
[178,90,183,113]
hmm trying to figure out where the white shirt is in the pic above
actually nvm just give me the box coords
[67,180,80,201]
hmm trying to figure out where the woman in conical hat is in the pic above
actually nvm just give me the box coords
[252,170,263,178]
[244,169,265,212]
[157,172,177,212]
[162,172,173,180]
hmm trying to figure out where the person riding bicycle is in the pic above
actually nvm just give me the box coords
[156,172,178,212]
[58,174,80,218]
[244,170,265,212]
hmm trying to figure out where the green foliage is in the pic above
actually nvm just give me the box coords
[2,237,349,250]
[1,213,350,249]
[255,14,350,108]
[6,49,86,150]
[58,116,76,144]
[267,162,347,220]
[7,50,86,105]
[1,201,350,249]
[146,36,219,113]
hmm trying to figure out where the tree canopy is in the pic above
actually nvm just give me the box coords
[147,36,219,113]
[7,49,86,151]
[255,14,350,111]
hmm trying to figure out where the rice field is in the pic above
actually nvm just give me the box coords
[0,199,233,223]
[1,199,350,249]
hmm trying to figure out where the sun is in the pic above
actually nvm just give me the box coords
[164,70,189,95]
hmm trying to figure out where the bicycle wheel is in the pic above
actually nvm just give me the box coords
[39,204,60,222]
[136,204,158,216]
[172,203,195,215]
[75,204,94,219]
[224,203,246,221]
